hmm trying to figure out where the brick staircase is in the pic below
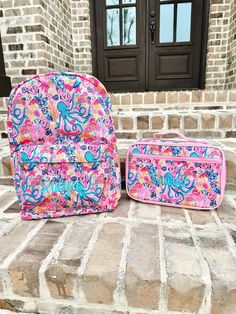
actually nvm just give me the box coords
[0,95,236,313]
[0,186,235,314]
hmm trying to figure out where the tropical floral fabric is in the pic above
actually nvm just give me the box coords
[8,72,121,220]
[127,141,225,209]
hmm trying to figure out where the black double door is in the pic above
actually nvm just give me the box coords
[93,0,207,92]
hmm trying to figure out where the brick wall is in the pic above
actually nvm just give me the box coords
[205,0,232,89]
[1,89,236,140]
[71,0,236,90]
[0,0,74,88]
[40,0,74,72]
[0,0,45,86]
[1,0,236,117]
[0,0,236,90]
[111,90,236,140]
[225,0,236,88]
[71,0,93,73]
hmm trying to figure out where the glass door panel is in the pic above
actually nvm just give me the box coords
[159,0,192,44]
[107,9,120,46]
[159,4,174,43]
[176,3,192,42]
[105,0,137,47]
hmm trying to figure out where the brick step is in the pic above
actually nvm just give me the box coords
[0,138,236,191]
[113,109,236,139]
[1,109,236,140]
[0,188,235,313]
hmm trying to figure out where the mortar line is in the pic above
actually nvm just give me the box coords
[0,220,46,270]
[211,210,236,260]
[0,213,20,220]
[0,198,18,215]
[158,220,168,313]
[184,210,212,314]
[0,188,12,197]
[98,215,189,227]
[0,218,20,239]
[39,222,73,299]
[75,222,104,302]
[156,205,167,313]
[0,293,197,314]
[129,199,136,220]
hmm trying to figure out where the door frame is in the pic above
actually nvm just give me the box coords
[89,0,210,91]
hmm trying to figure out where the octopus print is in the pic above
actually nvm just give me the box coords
[127,140,225,210]
[7,72,121,220]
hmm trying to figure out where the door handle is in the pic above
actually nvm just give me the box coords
[150,21,156,45]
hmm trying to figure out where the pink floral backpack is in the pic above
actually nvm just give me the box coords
[7,72,121,220]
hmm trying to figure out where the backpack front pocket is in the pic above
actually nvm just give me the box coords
[19,143,115,217]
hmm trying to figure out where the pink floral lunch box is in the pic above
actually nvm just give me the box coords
[126,130,226,210]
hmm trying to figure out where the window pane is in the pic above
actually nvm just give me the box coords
[159,4,174,43]
[123,7,136,45]
[176,3,192,42]
[123,0,136,3]
[107,9,120,46]
[106,0,119,5]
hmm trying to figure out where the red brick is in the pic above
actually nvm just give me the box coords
[155,92,166,104]
[165,228,205,312]
[202,113,216,129]
[9,221,65,297]
[125,224,160,309]
[0,221,38,263]
[152,116,164,130]
[121,117,133,130]
[137,116,149,130]
[46,223,95,299]
[161,206,186,222]
[83,223,125,304]
[168,115,181,129]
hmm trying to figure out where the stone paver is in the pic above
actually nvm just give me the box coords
[0,188,235,313]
